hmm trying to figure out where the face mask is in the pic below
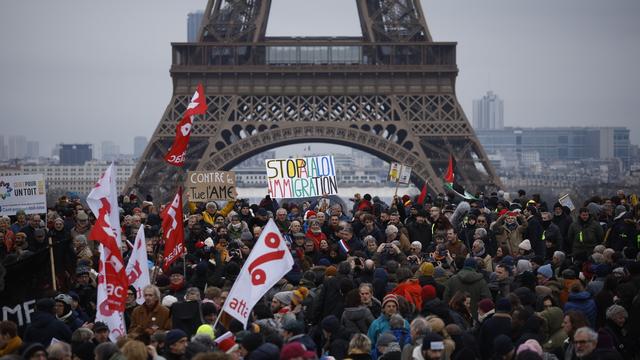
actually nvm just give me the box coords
[232,223,242,229]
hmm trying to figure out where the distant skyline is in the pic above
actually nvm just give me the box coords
[1,0,639,155]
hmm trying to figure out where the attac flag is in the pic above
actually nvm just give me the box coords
[161,188,185,271]
[221,219,294,327]
[86,164,127,341]
[126,224,150,305]
[417,182,428,206]
[443,155,477,200]
[164,84,207,166]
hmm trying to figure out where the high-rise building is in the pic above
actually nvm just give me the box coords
[7,135,27,159]
[187,11,204,42]
[26,141,39,158]
[133,136,147,159]
[59,144,92,165]
[0,135,6,161]
[473,91,504,130]
[101,141,120,161]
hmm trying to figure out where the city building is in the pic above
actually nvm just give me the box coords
[101,141,120,161]
[59,144,92,165]
[187,11,204,42]
[16,160,136,196]
[26,141,39,158]
[7,135,27,160]
[133,136,147,159]
[472,91,504,130]
[476,127,631,168]
[0,135,6,161]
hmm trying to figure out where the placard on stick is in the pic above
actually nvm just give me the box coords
[185,171,237,202]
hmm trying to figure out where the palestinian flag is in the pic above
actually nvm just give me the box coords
[443,155,477,200]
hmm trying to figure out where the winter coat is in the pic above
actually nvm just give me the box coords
[341,306,375,334]
[406,221,432,250]
[443,268,492,318]
[367,315,409,350]
[539,307,567,354]
[130,302,172,334]
[170,301,202,337]
[526,216,545,258]
[491,214,528,256]
[477,312,511,360]
[420,298,453,324]
[542,222,563,253]
[567,216,603,256]
[23,311,72,345]
[599,319,637,360]
[563,291,597,327]
[605,214,637,251]
[313,273,351,323]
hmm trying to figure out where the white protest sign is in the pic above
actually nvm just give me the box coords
[0,174,46,216]
[265,156,338,198]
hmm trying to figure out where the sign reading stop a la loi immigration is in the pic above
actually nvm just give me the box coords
[221,219,294,327]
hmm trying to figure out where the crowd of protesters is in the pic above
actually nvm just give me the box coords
[1,188,639,360]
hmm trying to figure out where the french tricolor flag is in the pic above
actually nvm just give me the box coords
[339,239,350,254]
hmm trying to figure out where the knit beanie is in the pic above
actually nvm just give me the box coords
[477,298,495,314]
[273,291,293,306]
[325,265,337,277]
[494,335,514,356]
[519,240,532,251]
[165,329,188,347]
[382,294,399,308]
[537,264,553,279]
[419,262,435,277]
[516,339,543,356]
[291,287,309,306]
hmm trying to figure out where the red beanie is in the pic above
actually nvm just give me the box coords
[421,285,436,302]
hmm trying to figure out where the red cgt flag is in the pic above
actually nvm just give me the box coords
[164,84,207,166]
[161,188,185,270]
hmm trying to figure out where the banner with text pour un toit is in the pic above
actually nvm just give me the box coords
[265,156,338,199]
[0,174,46,216]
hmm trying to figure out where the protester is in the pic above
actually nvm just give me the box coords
[1,188,639,360]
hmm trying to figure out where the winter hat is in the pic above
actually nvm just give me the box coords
[376,332,397,348]
[421,333,445,351]
[501,255,515,267]
[282,318,305,334]
[518,240,532,251]
[76,211,89,221]
[321,315,340,334]
[250,343,279,360]
[477,298,495,314]
[493,335,514,356]
[516,259,532,274]
[165,329,188,347]
[433,266,447,279]
[162,295,178,308]
[196,324,215,339]
[561,268,576,279]
[516,339,543,356]
[291,287,309,306]
[463,257,477,270]
[419,262,435,277]
[421,285,437,302]
[22,343,47,359]
[240,230,253,242]
[614,205,627,219]
[382,294,399,308]
[325,265,337,277]
[36,298,56,313]
[240,333,264,353]
[280,342,315,360]
[495,298,512,313]
[273,291,293,306]
[537,264,553,279]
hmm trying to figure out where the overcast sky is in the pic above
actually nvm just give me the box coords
[1,0,639,156]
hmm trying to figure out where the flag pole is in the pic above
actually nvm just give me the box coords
[48,235,57,291]
[394,164,402,197]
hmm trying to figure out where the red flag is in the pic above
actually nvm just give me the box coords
[87,164,128,316]
[444,154,455,184]
[417,182,428,205]
[162,188,185,270]
[164,84,207,166]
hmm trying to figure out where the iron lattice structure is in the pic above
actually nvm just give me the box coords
[127,0,502,202]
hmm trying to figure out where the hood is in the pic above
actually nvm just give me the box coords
[540,307,564,333]
[30,311,57,328]
[457,268,484,284]
[568,291,592,301]
[343,307,369,320]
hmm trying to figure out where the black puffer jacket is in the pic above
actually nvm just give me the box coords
[341,306,374,334]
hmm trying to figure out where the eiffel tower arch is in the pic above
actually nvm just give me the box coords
[127,0,502,203]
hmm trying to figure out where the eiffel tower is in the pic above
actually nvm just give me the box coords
[127,0,502,203]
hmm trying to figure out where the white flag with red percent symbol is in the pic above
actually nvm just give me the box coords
[126,224,150,305]
[221,219,294,327]
[86,163,127,342]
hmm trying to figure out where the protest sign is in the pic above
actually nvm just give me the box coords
[388,162,412,184]
[265,156,338,199]
[0,174,46,216]
[186,171,237,201]
[558,194,575,211]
